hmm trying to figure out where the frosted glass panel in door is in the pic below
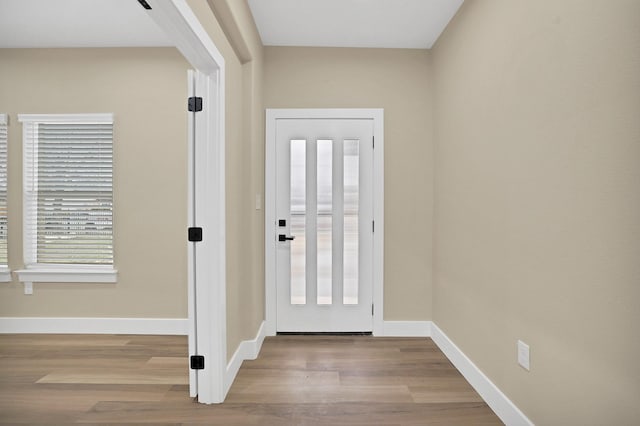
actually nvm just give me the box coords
[343,140,359,304]
[317,140,332,305]
[290,139,306,305]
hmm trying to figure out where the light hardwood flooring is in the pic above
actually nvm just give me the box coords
[0,334,502,425]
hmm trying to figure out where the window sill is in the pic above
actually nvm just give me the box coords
[15,266,117,294]
[0,267,11,283]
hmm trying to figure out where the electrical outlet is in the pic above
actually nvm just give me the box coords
[517,340,530,371]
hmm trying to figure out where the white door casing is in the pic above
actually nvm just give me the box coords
[147,0,226,404]
[187,69,199,397]
[266,109,384,336]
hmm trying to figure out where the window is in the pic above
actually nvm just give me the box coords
[0,114,9,281]
[16,114,116,285]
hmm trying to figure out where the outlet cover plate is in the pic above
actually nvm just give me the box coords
[518,340,530,371]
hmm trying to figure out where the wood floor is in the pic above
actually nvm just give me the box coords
[0,334,502,425]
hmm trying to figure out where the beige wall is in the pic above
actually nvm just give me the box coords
[0,48,190,318]
[187,0,265,360]
[432,0,640,424]
[264,47,433,320]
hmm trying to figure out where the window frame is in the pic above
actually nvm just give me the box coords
[0,114,9,282]
[15,113,117,286]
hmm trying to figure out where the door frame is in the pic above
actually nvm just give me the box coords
[265,109,384,336]
[146,0,226,404]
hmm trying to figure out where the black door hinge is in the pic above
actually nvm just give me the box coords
[190,355,205,370]
[372,220,375,233]
[188,96,203,112]
[137,0,152,10]
[188,227,203,242]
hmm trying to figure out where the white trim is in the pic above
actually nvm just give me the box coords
[146,0,227,405]
[264,108,384,336]
[224,321,266,395]
[149,0,225,75]
[15,267,117,283]
[264,112,276,336]
[14,267,117,294]
[187,70,197,398]
[371,110,384,336]
[17,113,113,123]
[193,70,227,405]
[0,317,188,335]
[0,117,7,277]
[383,321,431,337]
[431,323,534,426]
[0,266,11,282]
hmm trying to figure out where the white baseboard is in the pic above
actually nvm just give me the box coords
[382,320,432,337]
[431,323,534,426]
[224,321,266,395]
[0,317,188,335]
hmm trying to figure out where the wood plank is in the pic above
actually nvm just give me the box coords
[227,384,413,404]
[409,377,487,403]
[231,369,340,389]
[145,357,189,367]
[37,368,188,385]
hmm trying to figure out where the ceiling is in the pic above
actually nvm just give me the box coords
[0,0,464,50]
[248,0,464,49]
[0,0,172,48]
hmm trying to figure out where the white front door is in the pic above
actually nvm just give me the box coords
[275,118,374,332]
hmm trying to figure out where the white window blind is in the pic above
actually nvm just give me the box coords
[19,114,114,266]
[0,114,7,266]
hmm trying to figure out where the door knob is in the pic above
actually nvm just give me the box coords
[278,234,295,242]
